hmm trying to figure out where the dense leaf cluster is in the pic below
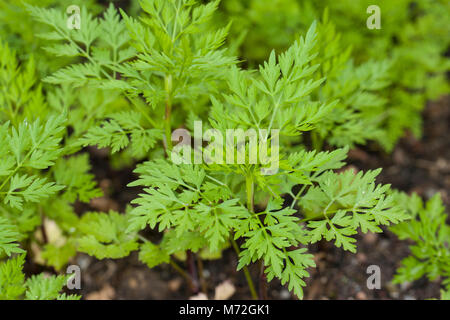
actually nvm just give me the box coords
[0,0,448,300]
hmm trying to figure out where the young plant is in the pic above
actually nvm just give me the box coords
[220,5,393,151]
[307,11,391,150]
[0,39,101,293]
[27,1,236,158]
[219,0,450,151]
[312,0,450,151]
[0,0,104,75]
[390,192,450,295]
[0,238,79,300]
[26,0,240,292]
[16,0,439,301]
[126,21,407,299]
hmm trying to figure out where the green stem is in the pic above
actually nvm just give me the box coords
[169,259,190,282]
[231,238,258,300]
[245,173,254,212]
[39,206,48,244]
[244,173,268,299]
[125,93,158,128]
[164,74,173,151]
[137,235,190,284]
[311,131,323,151]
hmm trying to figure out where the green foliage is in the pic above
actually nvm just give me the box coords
[80,111,162,158]
[441,289,450,300]
[26,3,133,85]
[76,211,139,259]
[315,0,450,151]
[390,193,450,292]
[139,242,171,268]
[219,0,450,151]
[41,241,77,272]
[0,0,446,301]
[0,21,102,299]
[125,21,408,299]
[27,0,237,158]
[117,0,236,103]
[52,154,102,202]
[217,6,393,150]
[0,254,26,299]
[303,169,407,253]
[0,116,65,210]
[308,12,391,149]
[0,217,24,256]
[0,254,80,300]
[0,0,103,75]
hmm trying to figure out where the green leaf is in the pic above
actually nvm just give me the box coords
[0,254,26,300]
[25,274,68,300]
[138,242,170,268]
[0,217,24,256]
[77,211,139,259]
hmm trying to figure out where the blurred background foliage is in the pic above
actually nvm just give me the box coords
[1,0,447,151]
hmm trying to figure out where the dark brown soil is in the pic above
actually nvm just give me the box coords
[66,95,449,300]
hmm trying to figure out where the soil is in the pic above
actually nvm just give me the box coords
[37,96,450,300]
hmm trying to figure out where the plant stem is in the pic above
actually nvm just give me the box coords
[164,74,173,151]
[169,259,190,281]
[311,131,323,151]
[197,255,207,294]
[186,250,200,294]
[39,206,48,244]
[245,173,269,299]
[231,238,258,300]
[125,92,158,128]
[137,234,192,286]
[245,173,254,212]
[246,173,269,299]
[258,260,268,299]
